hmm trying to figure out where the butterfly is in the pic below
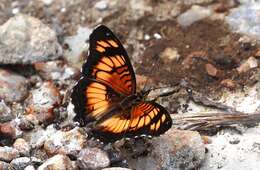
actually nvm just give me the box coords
[71,25,172,143]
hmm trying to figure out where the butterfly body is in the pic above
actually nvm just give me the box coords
[71,25,172,143]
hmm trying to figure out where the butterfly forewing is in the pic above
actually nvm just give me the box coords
[72,77,121,124]
[83,25,136,96]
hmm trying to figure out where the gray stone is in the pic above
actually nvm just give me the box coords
[177,5,212,27]
[10,157,31,170]
[77,147,110,169]
[0,14,62,64]
[0,161,12,170]
[0,100,12,123]
[226,2,260,40]
[43,127,86,156]
[0,69,28,102]
[125,129,205,170]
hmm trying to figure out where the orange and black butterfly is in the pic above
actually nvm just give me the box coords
[71,25,172,143]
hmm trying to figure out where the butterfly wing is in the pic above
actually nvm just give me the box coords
[72,25,136,124]
[92,101,172,143]
[71,77,122,124]
[83,25,136,96]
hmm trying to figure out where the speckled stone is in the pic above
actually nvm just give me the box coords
[0,69,28,102]
[77,147,110,169]
[0,14,62,64]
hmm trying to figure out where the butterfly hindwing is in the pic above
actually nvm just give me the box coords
[92,101,172,143]
[83,25,136,96]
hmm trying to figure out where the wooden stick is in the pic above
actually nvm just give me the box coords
[171,112,260,131]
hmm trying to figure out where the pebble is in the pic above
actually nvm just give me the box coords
[205,63,223,77]
[34,60,80,81]
[160,47,180,61]
[0,161,12,169]
[177,5,212,27]
[0,121,20,140]
[103,168,131,170]
[10,157,31,170]
[64,26,91,65]
[40,0,53,6]
[236,57,258,74]
[0,69,28,102]
[0,146,19,162]
[13,138,30,156]
[0,100,12,123]
[220,79,236,89]
[18,118,35,131]
[26,82,61,124]
[255,50,260,58]
[77,147,110,169]
[0,14,62,64]
[183,0,214,5]
[153,33,162,39]
[38,154,74,170]
[43,127,86,156]
[94,0,109,11]
[226,2,260,40]
[24,165,35,170]
[126,129,205,170]
[29,125,57,148]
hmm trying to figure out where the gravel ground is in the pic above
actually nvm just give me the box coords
[0,0,260,170]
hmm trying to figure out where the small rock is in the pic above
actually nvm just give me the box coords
[255,50,260,58]
[40,0,53,5]
[103,168,131,170]
[13,138,30,156]
[64,26,91,65]
[125,129,205,170]
[220,79,236,89]
[0,14,62,64]
[29,125,57,148]
[177,5,212,27]
[43,127,86,156]
[77,147,110,169]
[10,157,31,170]
[0,161,12,170]
[0,121,19,140]
[34,60,80,81]
[18,118,34,131]
[153,33,162,39]
[38,154,73,170]
[94,0,109,11]
[0,146,19,162]
[226,2,260,40]
[183,0,214,5]
[0,100,12,123]
[0,69,28,102]
[236,57,258,74]
[206,63,225,78]
[160,47,180,61]
[24,165,35,170]
[26,82,61,124]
